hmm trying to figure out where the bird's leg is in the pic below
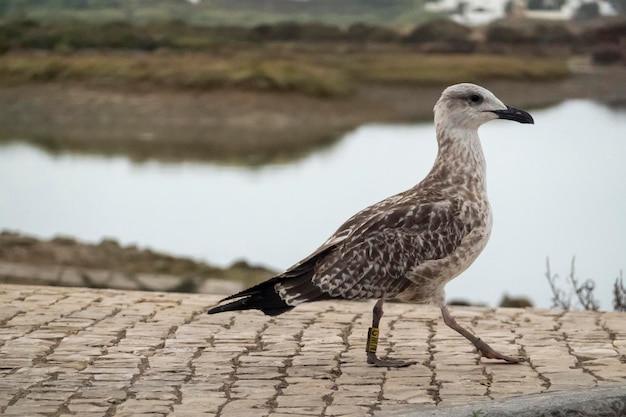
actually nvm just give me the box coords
[366,298,417,368]
[440,304,523,363]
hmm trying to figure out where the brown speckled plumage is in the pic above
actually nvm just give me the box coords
[276,83,500,308]
[208,83,534,366]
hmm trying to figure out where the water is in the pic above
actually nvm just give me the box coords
[1,100,625,309]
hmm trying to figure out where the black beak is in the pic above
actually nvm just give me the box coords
[491,106,534,124]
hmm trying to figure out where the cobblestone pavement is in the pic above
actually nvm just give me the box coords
[1,284,625,417]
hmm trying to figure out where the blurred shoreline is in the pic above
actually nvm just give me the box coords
[0,231,272,295]
[1,61,625,164]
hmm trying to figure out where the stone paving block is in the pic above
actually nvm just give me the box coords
[170,404,218,416]
[276,393,329,408]
[3,398,64,415]
[114,398,173,414]
[330,393,381,407]
[268,414,320,417]
[61,413,107,417]
[67,401,111,414]
[25,389,76,401]
[281,378,334,394]
[325,404,372,417]
[272,406,326,415]
[179,390,225,409]
[382,386,433,403]
[232,391,278,402]
[219,399,271,417]
[1,284,625,417]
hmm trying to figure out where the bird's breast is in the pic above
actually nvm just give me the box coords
[398,200,492,304]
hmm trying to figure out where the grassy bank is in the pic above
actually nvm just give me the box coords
[0,50,570,96]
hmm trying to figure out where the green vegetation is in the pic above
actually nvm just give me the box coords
[346,53,569,85]
[0,50,569,96]
[0,14,598,96]
[0,17,609,53]
[0,51,352,96]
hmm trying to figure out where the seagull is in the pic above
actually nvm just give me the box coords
[208,83,534,367]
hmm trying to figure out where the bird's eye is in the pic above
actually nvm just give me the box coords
[469,94,483,104]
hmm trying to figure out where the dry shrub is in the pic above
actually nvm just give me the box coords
[345,23,399,43]
[545,257,625,312]
[404,19,474,53]
[592,44,623,65]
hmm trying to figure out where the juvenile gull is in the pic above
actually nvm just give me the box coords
[208,83,534,367]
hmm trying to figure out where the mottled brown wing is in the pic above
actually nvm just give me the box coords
[280,192,409,279]
[280,229,351,278]
[311,200,472,300]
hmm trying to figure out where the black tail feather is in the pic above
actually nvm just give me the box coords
[207,250,331,317]
[207,276,294,316]
[218,275,285,303]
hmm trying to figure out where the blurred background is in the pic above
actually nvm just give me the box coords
[0,0,625,311]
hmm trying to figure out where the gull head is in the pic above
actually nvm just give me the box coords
[434,83,534,132]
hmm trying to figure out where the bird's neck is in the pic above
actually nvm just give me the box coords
[426,125,488,196]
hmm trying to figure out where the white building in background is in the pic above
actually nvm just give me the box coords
[423,0,617,26]
[424,0,512,26]
[525,0,616,20]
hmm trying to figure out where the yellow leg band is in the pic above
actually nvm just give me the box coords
[366,327,380,353]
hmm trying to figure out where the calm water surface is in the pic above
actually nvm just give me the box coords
[1,100,625,309]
